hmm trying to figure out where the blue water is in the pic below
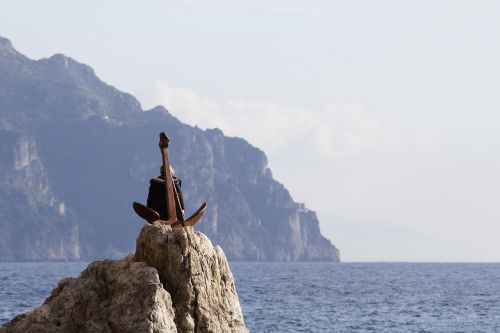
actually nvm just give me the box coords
[1,262,500,332]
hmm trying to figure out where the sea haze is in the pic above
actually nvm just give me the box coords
[1,262,499,332]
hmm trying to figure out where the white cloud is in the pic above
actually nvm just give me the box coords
[140,81,397,159]
[313,102,385,158]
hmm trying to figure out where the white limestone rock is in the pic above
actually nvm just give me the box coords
[1,224,248,333]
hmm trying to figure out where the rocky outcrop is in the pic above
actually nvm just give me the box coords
[136,223,247,332]
[0,224,248,333]
[0,255,177,333]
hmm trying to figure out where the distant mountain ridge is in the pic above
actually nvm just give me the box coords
[0,36,340,261]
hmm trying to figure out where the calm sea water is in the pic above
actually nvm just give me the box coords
[1,262,500,332]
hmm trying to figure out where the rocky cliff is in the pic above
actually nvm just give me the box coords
[0,131,80,260]
[1,224,248,333]
[0,35,340,261]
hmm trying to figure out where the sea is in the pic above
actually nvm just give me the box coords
[1,262,500,332]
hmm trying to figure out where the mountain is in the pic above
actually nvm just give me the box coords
[0,36,340,261]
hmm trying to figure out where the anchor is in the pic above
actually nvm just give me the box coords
[133,132,207,228]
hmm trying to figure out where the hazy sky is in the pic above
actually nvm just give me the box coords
[1,0,499,261]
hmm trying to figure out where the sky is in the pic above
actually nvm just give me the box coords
[1,0,499,261]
